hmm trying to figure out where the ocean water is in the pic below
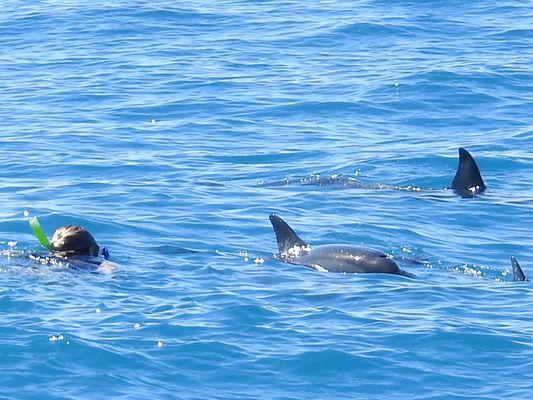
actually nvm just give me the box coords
[0,0,532,398]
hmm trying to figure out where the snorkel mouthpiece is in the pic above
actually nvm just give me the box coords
[28,216,51,250]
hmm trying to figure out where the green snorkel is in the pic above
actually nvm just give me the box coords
[29,216,51,250]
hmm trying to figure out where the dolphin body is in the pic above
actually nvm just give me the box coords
[450,148,486,196]
[511,257,527,282]
[269,214,414,277]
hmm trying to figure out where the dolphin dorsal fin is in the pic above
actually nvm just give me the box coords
[451,148,486,195]
[269,214,308,253]
[511,257,527,282]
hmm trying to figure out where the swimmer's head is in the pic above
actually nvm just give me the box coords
[50,225,99,258]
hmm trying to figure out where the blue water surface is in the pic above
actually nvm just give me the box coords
[1,1,532,399]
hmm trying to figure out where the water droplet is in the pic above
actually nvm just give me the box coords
[156,340,164,348]
[23,210,29,217]
[95,307,101,314]
[151,117,157,124]
[133,322,141,330]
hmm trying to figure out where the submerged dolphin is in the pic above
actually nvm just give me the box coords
[269,214,413,277]
[450,148,486,196]
[511,257,527,282]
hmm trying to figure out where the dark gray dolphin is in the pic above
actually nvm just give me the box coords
[269,214,414,277]
[450,148,486,196]
[511,257,527,282]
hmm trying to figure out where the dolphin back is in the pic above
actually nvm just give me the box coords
[269,214,308,253]
[451,147,486,195]
[511,257,527,282]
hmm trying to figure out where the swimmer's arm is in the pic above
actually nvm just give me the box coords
[97,260,117,274]
[67,258,118,274]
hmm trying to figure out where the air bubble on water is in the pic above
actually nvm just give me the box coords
[254,258,264,264]
[95,307,101,314]
[460,264,482,278]
[239,251,249,262]
[156,340,164,348]
[7,241,17,248]
[49,334,64,342]
[133,322,141,330]
[23,210,29,217]
[151,117,157,124]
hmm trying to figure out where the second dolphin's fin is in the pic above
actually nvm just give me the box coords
[451,148,486,196]
[269,214,308,253]
[511,257,527,282]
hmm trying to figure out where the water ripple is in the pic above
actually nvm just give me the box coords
[1,0,532,399]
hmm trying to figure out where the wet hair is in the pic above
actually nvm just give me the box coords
[50,225,99,257]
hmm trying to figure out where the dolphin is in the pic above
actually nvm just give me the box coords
[450,148,486,196]
[269,214,414,277]
[262,147,487,196]
[511,257,527,282]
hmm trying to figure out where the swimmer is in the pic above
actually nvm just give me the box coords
[27,217,114,274]
[49,225,115,273]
